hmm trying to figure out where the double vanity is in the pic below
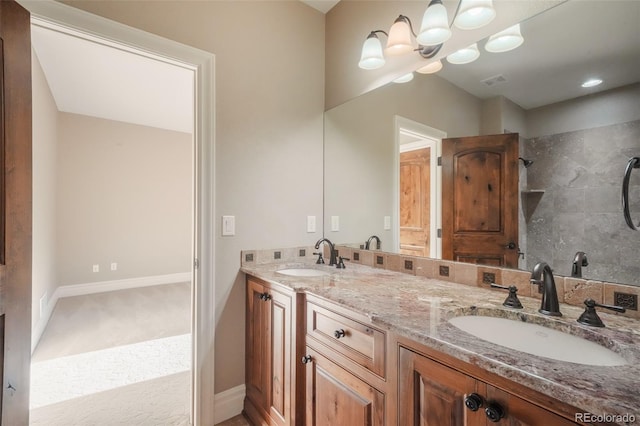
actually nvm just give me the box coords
[240,247,640,426]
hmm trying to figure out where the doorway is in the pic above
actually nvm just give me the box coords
[394,116,444,259]
[22,1,215,424]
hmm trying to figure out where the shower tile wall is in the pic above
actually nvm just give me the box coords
[524,120,640,285]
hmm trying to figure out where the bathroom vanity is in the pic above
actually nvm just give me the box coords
[241,258,639,426]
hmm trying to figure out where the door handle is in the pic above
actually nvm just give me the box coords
[505,242,517,250]
[622,157,639,230]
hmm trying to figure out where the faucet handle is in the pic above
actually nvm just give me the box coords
[577,298,626,327]
[336,256,350,269]
[313,252,325,264]
[490,283,523,309]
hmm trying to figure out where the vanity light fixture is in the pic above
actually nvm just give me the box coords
[454,0,496,30]
[357,0,514,75]
[581,78,603,88]
[484,23,523,53]
[393,72,415,83]
[446,42,480,64]
[417,60,443,74]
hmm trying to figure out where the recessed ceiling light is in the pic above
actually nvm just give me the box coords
[581,78,603,88]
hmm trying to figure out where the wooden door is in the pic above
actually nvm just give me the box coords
[305,348,385,426]
[442,134,519,267]
[0,2,32,424]
[399,348,485,426]
[400,148,431,257]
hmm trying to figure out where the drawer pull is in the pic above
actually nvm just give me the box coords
[301,355,312,364]
[334,329,346,339]
[259,293,272,301]
[464,393,483,411]
[485,403,505,422]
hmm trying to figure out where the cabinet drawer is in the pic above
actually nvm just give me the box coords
[306,301,385,378]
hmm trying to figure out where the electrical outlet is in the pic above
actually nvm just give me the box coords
[92,264,100,273]
[307,216,316,233]
[110,262,118,271]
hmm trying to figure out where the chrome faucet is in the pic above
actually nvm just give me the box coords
[571,251,589,278]
[365,235,381,250]
[315,238,337,266]
[530,262,562,317]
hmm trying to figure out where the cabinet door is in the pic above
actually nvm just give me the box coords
[246,278,293,425]
[305,348,385,426]
[246,279,271,412]
[399,347,485,426]
[269,287,292,425]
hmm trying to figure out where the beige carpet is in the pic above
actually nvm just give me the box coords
[30,282,192,425]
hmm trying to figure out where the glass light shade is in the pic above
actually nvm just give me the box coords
[446,43,480,64]
[485,24,524,53]
[417,60,443,74]
[393,72,414,83]
[358,35,386,70]
[454,0,496,30]
[417,2,452,46]
[385,19,414,55]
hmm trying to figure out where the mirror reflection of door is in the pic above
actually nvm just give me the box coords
[396,117,444,259]
[442,133,520,268]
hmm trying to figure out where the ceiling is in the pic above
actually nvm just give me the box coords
[435,0,640,109]
[31,24,194,134]
[300,0,340,14]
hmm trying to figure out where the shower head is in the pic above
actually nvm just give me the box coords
[519,157,534,168]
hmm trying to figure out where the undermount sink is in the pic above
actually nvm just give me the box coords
[276,268,330,277]
[449,315,628,366]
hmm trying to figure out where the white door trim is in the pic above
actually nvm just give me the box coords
[20,1,216,424]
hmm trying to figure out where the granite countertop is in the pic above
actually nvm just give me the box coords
[241,261,640,423]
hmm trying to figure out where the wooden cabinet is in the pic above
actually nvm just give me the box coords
[245,276,303,426]
[304,347,385,426]
[398,347,578,426]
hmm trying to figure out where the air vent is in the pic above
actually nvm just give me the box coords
[481,74,508,87]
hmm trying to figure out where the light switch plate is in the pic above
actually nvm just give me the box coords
[331,216,340,232]
[222,215,235,236]
[307,215,316,233]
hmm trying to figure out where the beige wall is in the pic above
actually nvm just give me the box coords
[324,73,481,244]
[324,0,562,110]
[62,1,326,393]
[526,83,640,137]
[56,113,192,285]
[32,50,58,332]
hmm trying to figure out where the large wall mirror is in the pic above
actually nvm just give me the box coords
[324,0,640,286]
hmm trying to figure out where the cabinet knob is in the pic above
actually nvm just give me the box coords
[260,293,272,301]
[485,403,505,422]
[334,329,346,339]
[464,393,483,412]
[301,355,312,364]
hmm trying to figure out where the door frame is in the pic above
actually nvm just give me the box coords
[19,1,216,424]
[394,116,444,259]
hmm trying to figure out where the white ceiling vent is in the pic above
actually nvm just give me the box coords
[481,74,508,87]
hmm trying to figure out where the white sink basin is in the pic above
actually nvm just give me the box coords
[276,268,330,277]
[448,315,627,366]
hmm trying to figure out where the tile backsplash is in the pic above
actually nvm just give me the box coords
[240,244,640,320]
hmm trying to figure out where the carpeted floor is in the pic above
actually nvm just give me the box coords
[30,282,192,425]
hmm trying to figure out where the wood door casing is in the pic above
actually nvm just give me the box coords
[0,2,32,424]
[442,134,519,268]
[400,148,431,257]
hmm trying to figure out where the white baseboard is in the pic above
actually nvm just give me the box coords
[31,272,192,353]
[214,384,246,424]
